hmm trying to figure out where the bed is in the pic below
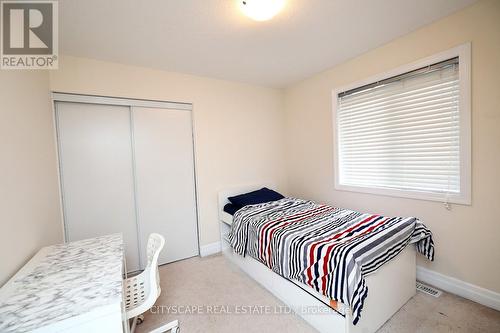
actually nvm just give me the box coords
[218,185,434,333]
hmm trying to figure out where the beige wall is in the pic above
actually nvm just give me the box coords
[49,56,288,247]
[2,0,498,295]
[0,71,63,286]
[283,0,500,293]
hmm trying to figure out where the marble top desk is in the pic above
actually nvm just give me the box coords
[0,234,127,333]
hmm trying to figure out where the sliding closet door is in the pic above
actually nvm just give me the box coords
[132,107,199,266]
[56,102,140,271]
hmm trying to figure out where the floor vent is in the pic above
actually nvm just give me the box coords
[416,281,442,297]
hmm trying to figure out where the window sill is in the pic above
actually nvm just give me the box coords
[334,183,471,206]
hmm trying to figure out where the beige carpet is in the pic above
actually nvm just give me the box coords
[136,255,500,333]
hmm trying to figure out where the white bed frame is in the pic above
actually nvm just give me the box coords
[218,185,416,333]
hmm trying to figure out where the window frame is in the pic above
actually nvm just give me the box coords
[332,43,471,205]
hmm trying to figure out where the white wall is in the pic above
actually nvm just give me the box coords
[283,0,500,293]
[0,71,63,286]
[49,55,288,247]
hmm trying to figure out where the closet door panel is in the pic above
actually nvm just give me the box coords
[56,102,140,271]
[132,107,199,266]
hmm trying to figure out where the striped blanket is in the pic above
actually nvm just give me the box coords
[228,198,434,324]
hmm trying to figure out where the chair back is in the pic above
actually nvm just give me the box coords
[146,233,165,296]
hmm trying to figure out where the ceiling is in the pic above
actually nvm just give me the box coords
[59,0,477,88]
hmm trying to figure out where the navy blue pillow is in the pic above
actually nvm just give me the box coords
[223,203,241,215]
[228,187,284,207]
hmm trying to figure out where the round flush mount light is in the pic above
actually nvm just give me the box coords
[238,0,285,21]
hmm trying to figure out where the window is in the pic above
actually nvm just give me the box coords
[333,44,471,204]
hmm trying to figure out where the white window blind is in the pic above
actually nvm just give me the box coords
[337,58,461,199]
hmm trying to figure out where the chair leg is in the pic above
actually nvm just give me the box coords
[130,316,138,333]
[148,319,179,333]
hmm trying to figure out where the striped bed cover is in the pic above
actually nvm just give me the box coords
[228,198,434,325]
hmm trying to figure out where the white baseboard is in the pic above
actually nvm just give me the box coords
[200,241,221,257]
[417,266,500,311]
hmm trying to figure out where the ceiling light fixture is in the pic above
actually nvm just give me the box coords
[238,0,285,21]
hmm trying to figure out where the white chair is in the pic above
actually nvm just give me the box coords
[124,233,179,333]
